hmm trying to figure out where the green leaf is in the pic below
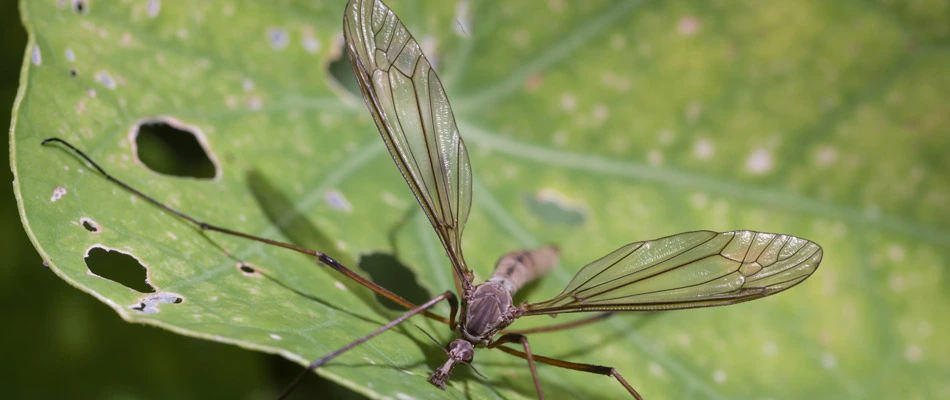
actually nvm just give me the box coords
[12,1,949,399]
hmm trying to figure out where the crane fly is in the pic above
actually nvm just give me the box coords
[41,0,823,398]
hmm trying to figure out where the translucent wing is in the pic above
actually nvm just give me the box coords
[343,0,474,293]
[523,231,822,315]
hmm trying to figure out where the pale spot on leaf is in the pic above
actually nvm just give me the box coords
[146,0,160,18]
[814,145,838,166]
[31,45,41,65]
[888,272,906,292]
[247,95,262,110]
[917,320,932,337]
[50,186,67,202]
[648,362,666,378]
[685,101,703,123]
[821,352,837,369]
[905,345,922,363]
[887,244,905,262]
[712,369,726,383]
[647,149,663,166]
[677,16,701,36]
[745,148,774,175]
[693,138,715,160]
[95,71,116,89]
[691,192,708,208]
[762,341,778,357]
[560,94,577,111]
[553,130,568,146]
[658,129,675,146]
[511,28,530,47]
[610,34,626,50]
[267,27,289,50]
[592,104,610,123]
[325,190,353,213]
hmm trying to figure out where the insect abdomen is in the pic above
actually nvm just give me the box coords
[487,246,559,294]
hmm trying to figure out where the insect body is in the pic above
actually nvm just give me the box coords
[431,247,558,387]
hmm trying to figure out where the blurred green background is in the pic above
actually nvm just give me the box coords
[0,1,359,399]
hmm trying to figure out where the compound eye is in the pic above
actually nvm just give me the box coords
[448,340,475,362]
[459,347,474,363]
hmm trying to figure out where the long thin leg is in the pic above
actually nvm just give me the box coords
[278,290,458,400]
[503,312,614,335]
[489,334,543,400]
[493,343,643,400]
[42,138,450,325]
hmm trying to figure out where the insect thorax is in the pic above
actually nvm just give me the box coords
[459,281,517,344]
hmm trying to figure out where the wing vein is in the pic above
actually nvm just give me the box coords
[345,0,474,292]
[523,231,821,315]
[576,233,723,297]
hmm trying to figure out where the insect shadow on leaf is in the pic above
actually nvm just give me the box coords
[245,169,432,324]
[359,252,432,311]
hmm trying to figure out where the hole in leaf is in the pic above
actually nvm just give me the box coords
[359,252,431,311]
[524,189,588,226]
[327,42,359,98]
[71,0,87,14]
[237,262,257,276]
[68,68,78,78]
[133,118,217,179]
[73,0,89,15]
[84,247,155,293]
[80,217,100,233]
